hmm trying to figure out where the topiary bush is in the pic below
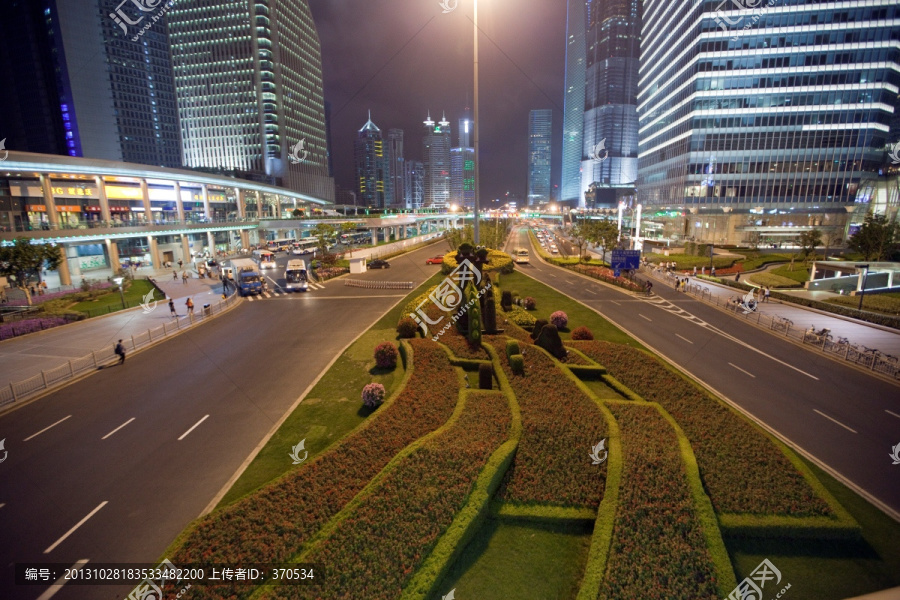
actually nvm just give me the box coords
[361,382,386,408]
[478,363,493,389]
[531,319,548,340]
[535,324,567,359]
[550,310,568,330]
[506,339,520,359]
[374,342,399,369]
[509,354,525,376]
[523,297,536,310]
[501,290,513,311]
[507,305,536,327]
[481,279,498,334]
[571,326,594,340]
[396,317,419,338]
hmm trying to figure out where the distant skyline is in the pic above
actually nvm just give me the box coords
[308,0,567,204]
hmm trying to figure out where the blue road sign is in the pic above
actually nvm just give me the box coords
[614,267,621,278]
[611,250,641,271]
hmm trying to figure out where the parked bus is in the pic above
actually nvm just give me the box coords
[284,259,309,292]
[267,238,295,252]
[252,249,277,269]
[291,239,319,255]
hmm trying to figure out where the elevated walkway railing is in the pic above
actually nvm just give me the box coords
[343,279,414,290]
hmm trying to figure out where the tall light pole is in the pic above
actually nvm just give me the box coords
[473,0,481,244]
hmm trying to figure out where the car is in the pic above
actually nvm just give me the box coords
[425,255,444,265]
[368,259,390,269]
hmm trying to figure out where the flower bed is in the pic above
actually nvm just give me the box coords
[598,403,720,600]
[163,340,460,599]
[439,328,489,360]
[0,316,81,340]
[315,266,349,281]
[267,391,511,600]
[487,337,607,508]
[574,341,833,517]
[569,264,644,293]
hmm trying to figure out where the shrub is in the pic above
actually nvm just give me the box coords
[374,342,399,369]
[396,317,419,338]
[501,290,513,311]
[530,319,548,340]
[509,353,525,375]
[571,326,594,341]
[505,339,520,359]
[550,310,568,329]
[467,284,482,346]
[523,296,536,310]
[535,324,567,359]
[361,382,386,408]
[506,305,536,327]
[478,363,493,389]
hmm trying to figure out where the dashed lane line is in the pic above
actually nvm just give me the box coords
[35,559,90,600]
[177,415,209,441]
[728,362,756,378]
[44,502,107,554]
[24,415,72,442]
[676,334,693,344]
[101,418,135,440]
[813,409,858,434]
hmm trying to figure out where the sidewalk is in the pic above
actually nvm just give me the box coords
[645,267,900,358]
[0,268,229,406]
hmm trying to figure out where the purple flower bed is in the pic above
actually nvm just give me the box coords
[0,317,78,340]
[5,283,113,307]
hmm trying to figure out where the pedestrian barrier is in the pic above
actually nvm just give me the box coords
[0,292,240,408]
[343,279,414,290]
[640,267,900,380]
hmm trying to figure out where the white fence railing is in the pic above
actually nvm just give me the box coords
[344,280,414,290]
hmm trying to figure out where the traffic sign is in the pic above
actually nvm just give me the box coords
[611,250,641,271]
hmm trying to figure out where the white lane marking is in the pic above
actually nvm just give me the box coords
[24,415,72,442]
[728,362,756,378]
[35,559,90,600]
[609,300,621,306]
[676,334,694,344]
[178,414,210,441]
[585,289,597,295]
[547,273,557,278]
[101,418,135,440]
[885,409,900,420]
[44,502,108,554]
[639,314,652,322]
[813,409,858,434]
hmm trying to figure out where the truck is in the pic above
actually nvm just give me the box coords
[284,259,309,292]
[230,258,263,296]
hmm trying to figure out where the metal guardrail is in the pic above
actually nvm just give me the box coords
[344,280,414,290]
[0,292,240,408]
[643,267,900,380]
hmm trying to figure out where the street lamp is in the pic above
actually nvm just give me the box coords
[473,0,481,244]
[856,264,869,311]
[112,276,126,309]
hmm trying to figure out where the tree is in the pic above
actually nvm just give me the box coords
[798,228,823,266]
[0,238,64,306]
[847,213,899,260]
[291,208,304,218]
[569,221,590,262]
[586,220,619,265]
[312,223,336,255]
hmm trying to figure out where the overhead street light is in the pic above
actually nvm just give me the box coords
[855,264,869,311]
[113,276,126,309]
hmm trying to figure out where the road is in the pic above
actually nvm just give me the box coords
[0,243,448,600]
[507,227,900,519]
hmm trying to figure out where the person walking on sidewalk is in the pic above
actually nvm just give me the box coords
[168,298,176,317]
[115,339,126,364]
[173,270,177,281]
[735,272,741,282]
[178,259,183,269]
[764,286,771,303]
[182,271,188,284]
[186,297,194,314]
[646,281,653,296]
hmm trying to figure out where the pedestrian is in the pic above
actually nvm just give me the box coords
[186,297,194,313]
[764,286,771,303]
[178,259,183,269]
[711,266,716,277]
[182,271,188,284]
[30,285,36,297]
[701,266,705,276]
[735,272,741,282]
[646,281,653,296]
[115,339,126,364]
[168,298,176,317]
[173,270,178,281]
[693,266,697,276]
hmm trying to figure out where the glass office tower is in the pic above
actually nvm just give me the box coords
[528,109,553,206]
[637,0,900,244]
[355,113,386,208]
[561,0,589,206]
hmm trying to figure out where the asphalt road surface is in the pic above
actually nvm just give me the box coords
[0,242,450,600]
[508,227,900,520]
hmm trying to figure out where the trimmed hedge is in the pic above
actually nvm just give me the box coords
[505,339,520,359]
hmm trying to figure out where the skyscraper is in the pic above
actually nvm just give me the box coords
[422,112,452,208]
[404,161,424,209]
[451,112,475,209]
[561,0,589,205]
[637,1,900,244]
[581,0,641,207]
[167,0,334,200]
[0,0,181,167]
[354,112,386,208]
[528,109,553,206]
[386,128,405,208]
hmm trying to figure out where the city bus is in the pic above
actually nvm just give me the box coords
[284,259,309,292]
[267,238,295,252]
[514,248,530,264]
[252,249,277,269]
[291,239,319,255]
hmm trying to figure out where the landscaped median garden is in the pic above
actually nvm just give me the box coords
[148,248,900,600]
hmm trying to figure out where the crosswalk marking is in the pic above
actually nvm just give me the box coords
[245,282,325,300]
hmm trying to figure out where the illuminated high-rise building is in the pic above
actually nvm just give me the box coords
[167,0,334,200]
[354,112,385,208]
[422,111,452,208]
[451,111,475,209]
[528,109,553,206]
[637,1,900,244]
[386,128,405,208]
[405,160,424,209]
[561,0,589,205]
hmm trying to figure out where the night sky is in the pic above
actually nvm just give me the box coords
[308,0,567,205]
